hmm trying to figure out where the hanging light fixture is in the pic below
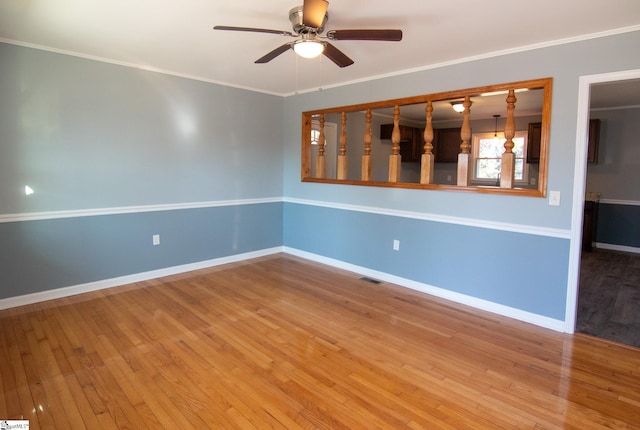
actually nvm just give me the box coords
[293,35,325,59]
[493,114,501,137]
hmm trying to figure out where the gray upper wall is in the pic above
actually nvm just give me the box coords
[0,42,284,215]
[283,30,640,230]
[587,107,640,201]
[3,30,640,223]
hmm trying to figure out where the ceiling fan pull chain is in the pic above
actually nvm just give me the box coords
[295,52,299,94]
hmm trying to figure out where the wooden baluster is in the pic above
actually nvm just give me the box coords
[420,101,435,184]
[337,112,348,180]
[361,109,373,181]
[457,96,472,186]
[302,114,312,178]
[500,90,517,188]
[315,114,326,179]
[388,105,402,182]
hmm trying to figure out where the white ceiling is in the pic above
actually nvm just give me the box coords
[1,0,640,97]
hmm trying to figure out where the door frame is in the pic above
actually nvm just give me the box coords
[564,68,640,333]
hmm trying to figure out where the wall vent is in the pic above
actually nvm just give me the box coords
[359,276,382,284]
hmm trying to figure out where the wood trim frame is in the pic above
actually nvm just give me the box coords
[301,77,552,197]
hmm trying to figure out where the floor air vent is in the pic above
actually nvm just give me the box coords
[359,276,383,284]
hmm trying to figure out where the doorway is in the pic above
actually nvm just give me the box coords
[566,69,640,346]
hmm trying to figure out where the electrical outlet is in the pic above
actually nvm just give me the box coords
[153,234,160,246]
[530,177,536,186]
[393,239,400,251]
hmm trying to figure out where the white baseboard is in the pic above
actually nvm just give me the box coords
[1,245,566,333]
[0,247,283,310]
[595,242,640,254]
[283,247,566,333]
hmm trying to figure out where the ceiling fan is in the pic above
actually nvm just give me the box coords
[213,0,402,68]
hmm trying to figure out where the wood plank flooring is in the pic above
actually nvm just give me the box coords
[1,253,640,429]
[577,249,640,348]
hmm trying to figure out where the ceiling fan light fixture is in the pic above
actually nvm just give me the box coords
[293,39,325,59]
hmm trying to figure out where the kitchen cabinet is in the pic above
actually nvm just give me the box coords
[587,119,600,164]
[401,128,424,162]
[434,128,462,163]
[380,124,422,162]
[380,125,462,163]
[527,119,600,164]
[379,124,415,141]
[582,200,599,251]
[527,122,542,164]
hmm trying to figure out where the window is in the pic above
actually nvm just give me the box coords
[472,131,528,183]
[311,129,320,145]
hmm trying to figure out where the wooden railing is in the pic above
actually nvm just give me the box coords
[302,78,552,197]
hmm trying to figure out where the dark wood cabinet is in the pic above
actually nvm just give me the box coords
[379,124,414,141]
[380,125,461,163]
[527,122,542,164]
[434,128,461,163]
[582,200,599,251]
[527,119,600,164]
[380,124,422,162]
[400,128,424,162]
[587,118,600,164]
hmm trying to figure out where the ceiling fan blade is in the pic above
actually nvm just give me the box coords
[213,26,295,37]
[326,29,403,41]
[323,43,354,68]
[255,43,293,64]
[302,0,329,29]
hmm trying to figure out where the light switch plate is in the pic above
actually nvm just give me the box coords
[549,191,561,206]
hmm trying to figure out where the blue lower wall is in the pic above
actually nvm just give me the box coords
[284,202,569,320]
[0,202,282,300]
[1,199,572,321]
[596,203,640,249]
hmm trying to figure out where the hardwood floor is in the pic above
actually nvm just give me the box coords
[1,253,639,429]
[577,249,640,348]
